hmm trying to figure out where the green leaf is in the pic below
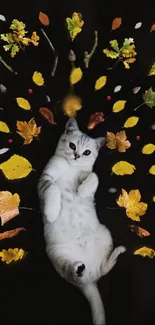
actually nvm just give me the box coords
[103,48,120,59]
[122,38,133,49]
[110,40,120,52]
[143,87,155,108]
[3,44,12,51]
[149,63,155,76]
[10,44,19,57]
[1,33,10,43]
[66,18,74,30]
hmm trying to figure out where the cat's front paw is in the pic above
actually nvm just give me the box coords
[77,182,90,198]
[78,173,98,198]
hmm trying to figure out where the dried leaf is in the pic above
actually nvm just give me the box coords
[149,165,155,175]
[142,144,155,155]
[0,227,25,240]
[134,247,155,258]
[0,148,9,155]
[0,248,26,264]
[39,107,56,124]
[0,191,20,225]
[0,84,7,93]
[112,161,136,175]
[70,67,83,84]
[132,86,141,94]
[32,71,44,86]
[0,121,10,133]
[112,17,122,30]
[106,131,131,152]
[150,24,155,32]
[143,87,155,108]
[95,76,107,90]
[66,12,84,41]
[135,22,142,29]
[124,116,139,128]
[114,85,122,93]
[0,154,32,180]
[0,14,6,22]
[16,97,31,110]
[117,189,147,221]
[16,118,41,145]
[88,112,104,130]
[63,95,82,117]
[112,100,126,113]
[129,225,150,238]
[39,12,50,26]
[148,63,155,76]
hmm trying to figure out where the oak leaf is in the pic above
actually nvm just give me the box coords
[0,191,20,225]
[16,118,41,145]
[134,247,155,258]
[106,131,131,152]
[66,12,84,41]
[117,189,147,221]
[0,248,25,264]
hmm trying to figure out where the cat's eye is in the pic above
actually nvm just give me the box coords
[83,150,91,156]
[69,142,76,151]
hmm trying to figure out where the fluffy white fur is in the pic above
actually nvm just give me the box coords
[38,118,126,325]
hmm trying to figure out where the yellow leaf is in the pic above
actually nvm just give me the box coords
[124,116,139,128]
[0,248,26,264]
[95,76,107,90]
[16,97,31,110]
[70,67,83,84]
[0,121,10,133]
[106,130,131,152]
[112,161,136,175]
[142,144,155,155]
[149,165,155,175]
[16,118,41,144]
[0,191,20,225]
[117,189,147,221]
[112,100,126,112]
[134,247,155,258]
[62,95,82,117]
[32,71,44,86]
[0,154,33,180]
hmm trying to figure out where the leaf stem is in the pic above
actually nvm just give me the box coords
[0,56,17,74]
[134,102,145,111]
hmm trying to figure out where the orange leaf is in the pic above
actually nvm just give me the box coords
[39,107,56,124]
[62,95,82,117]
[0,191,20,226]
[150,23,155,32]
[0,227,25,240]
[106,130,131,152]
[16,118,41,145]
[112,17,122,30]
[39,12,50,26]
[129,225,150,238]
[87,112,104,130]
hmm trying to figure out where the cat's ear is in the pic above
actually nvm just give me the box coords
[96,137,106,150]
[65,118,79,134]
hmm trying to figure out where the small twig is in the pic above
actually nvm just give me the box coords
[107,207,120,210]
[19,207,34,211]
[0,56,17,74]
[84,30,98,68]
[51,55,59,76]
[134,102,145,111]
[40,28,55,51]
[41,28,59,76]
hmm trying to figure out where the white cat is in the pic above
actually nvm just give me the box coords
[38,118,126,325]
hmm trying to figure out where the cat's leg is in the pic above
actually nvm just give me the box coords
[101,246,126,276]
[78,172,99,198]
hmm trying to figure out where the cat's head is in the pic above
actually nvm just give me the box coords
[55,118,105,171]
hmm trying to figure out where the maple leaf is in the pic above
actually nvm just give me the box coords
[117,189,148,221]
[143,87,155,108]
[66,12,84,41]
[0,191,20,225]
[106,131,131,152]
[0,248,26,264]
[16,118,41,144]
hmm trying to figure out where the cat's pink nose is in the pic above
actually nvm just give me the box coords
[74,153,80,159]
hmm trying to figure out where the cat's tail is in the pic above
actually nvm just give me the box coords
[80,283,105,325]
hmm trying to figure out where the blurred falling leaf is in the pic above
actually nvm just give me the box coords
[106,131,131,152]
[39,107,57,124]
[134,247,155,258]
[129,225,150,238]
[142,144,155,155]
[111,17,122,30]
[153,196,155,202]
[63,95,82,117]
[95,76,107,90]
[16,118,41,145]
[135,22,142,29]
[149,165,155,175]
[0,154,32,180]
[132,86,141,94]
[87,112,104,130]
[143,87,155,108]
[32,71,44,86]
[66,12,84,41]
[39,12,50,26]
[0,148,9,155]
[113,100,126,113]
[0,14,6,22]
[150,24,155,32]
[148,63,155,76]
[117,189,147,221]
[114,85,122,93]
[0,248,26,264]
[70,67,83,84]
[0,191,20,225]
[112,161,136,175]
[16,97,31,110]
[124,116,139,128]
[0,121,10,133]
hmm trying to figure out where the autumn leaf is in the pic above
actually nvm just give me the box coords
[150,24,155,32]
[95,76,107,90]
[39,12,50,26]
[111,17,122,30]
[0,191,20,225]
[117,189,147,221]
[0,121,10,133]
[148,63,155,76]
[149,165,155,175]
[106,131,131,152]
[112,161,136,175]
[113,100,126,113]
[87,112,104,130]
[153,196,155,202]
[0,148,9,155]
[63,95,82,117]
[134,22,142,29]
[134,247,155,258]
[143,87,155,108]
[39,107,57,124]
[16,118,41,145]
[142,144,155,155]
[124,116,139,128]
[70,67,83,84]
[16,97,31,110]
[0,248,26,264]
[0,154,32,180]
[132,86,141,94]
[32,71,44,86]
[66,12,84,41]
[129,225,150,238]
[0,227,25,240]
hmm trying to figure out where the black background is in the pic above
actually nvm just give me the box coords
[0,1,155,324]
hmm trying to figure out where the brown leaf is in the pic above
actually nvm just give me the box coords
[16,118,41,145]
[87,112,104,130]
[106,130,131,152]
[0,227,25,240]
[39,12,50,26]
[0,191,20,225]
[150,23,155,32]
[112,17,122,30]
[39,107,56,124]
[129,225,150,238]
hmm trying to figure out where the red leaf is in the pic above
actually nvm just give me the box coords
[129,225,150,238]
[39,107,56,124]
[39,12,50,26]
[87,112,104,130]
[0,227,25,240]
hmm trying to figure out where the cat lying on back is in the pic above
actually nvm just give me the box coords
[38,117,126,325]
